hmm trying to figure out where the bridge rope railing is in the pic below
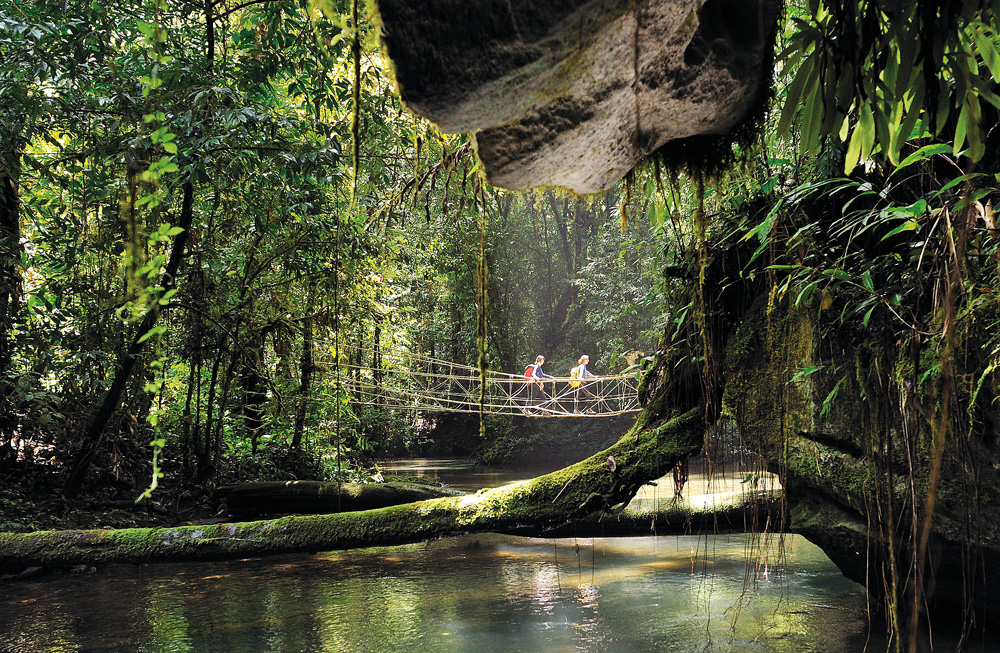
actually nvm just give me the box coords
[315,344,641,418]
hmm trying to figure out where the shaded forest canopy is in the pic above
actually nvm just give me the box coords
[4,1,1000,650]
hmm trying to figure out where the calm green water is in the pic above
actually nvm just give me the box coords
[1,533,871,652]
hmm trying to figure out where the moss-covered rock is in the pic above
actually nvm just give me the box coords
[723,293,1000,618]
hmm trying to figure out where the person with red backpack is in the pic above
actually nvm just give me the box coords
[523,355,553,415]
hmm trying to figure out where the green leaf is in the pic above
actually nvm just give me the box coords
[778,55,817,137]
[861,270,874,291]
[954,95,972,156]
[787,365,822,386]
[844,110,865,174]
[919,363,940,388]
[823,268,851,281]
[795,279,822,307]
[902,198,927,217]
[890,81,925,165]
[858,102,876,164]
[974,25,1000,80]
[892,143,951,175]
[970,359,1000,413]
[880,220,919,242]
[740,198,784,269]
[800,80,824,155]
[820,377,846,419]
[964,95,985,161]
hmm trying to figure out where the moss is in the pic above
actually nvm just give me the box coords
[0,410,705,571]
[723,294,903,520]
[781,437,874,515]
[722,294,820,460]
[722,284,1000,616]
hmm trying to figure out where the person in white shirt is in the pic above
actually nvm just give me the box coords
[573,354,597,414]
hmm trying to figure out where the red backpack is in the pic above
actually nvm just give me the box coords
[523,364,537,383]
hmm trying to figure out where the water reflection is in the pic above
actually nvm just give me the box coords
[1,533,873,652]
[377,457,782,511]
[378,458,559,492]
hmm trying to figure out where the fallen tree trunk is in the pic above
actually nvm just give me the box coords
[547,494,781,538]
[217,480,466,517]
[0,407,704,570]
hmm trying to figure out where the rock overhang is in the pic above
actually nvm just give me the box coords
[375,0,780,193]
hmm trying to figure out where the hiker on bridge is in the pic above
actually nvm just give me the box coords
[524,355,554,414]
[571,354,599,414]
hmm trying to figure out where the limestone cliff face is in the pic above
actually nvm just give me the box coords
[723,295,1000,617]
[374,0,779,193]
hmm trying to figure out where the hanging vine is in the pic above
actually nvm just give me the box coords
[350,0,361,203]
[475,177,489,439]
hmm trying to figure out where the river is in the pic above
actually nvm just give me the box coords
[2,532,872,652]
[0,459,959,651]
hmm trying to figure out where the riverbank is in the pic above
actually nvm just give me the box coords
[0,466,217,534]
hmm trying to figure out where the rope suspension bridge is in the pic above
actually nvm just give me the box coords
[319,346,642,418]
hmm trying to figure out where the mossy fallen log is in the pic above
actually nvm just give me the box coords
[0,408,704,570]
[547,494,782,538]
[216,481,466,517]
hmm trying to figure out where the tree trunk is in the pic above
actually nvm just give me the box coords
[241,333,267,454]
[0,172,21,376]
[0,171,22,469]
[217,480,466,517]
[292,280,317,449]
[63,181,196,497]
[181,355,197,469]
[199,337,224,481]
[3,407,706,569]
[182,266,206,473]
[211,347,239,473]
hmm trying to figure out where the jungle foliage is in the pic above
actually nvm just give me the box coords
[3,0,1000,649]
[0,0,662,513]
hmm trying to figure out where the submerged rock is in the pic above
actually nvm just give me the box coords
[375,0,779,193]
